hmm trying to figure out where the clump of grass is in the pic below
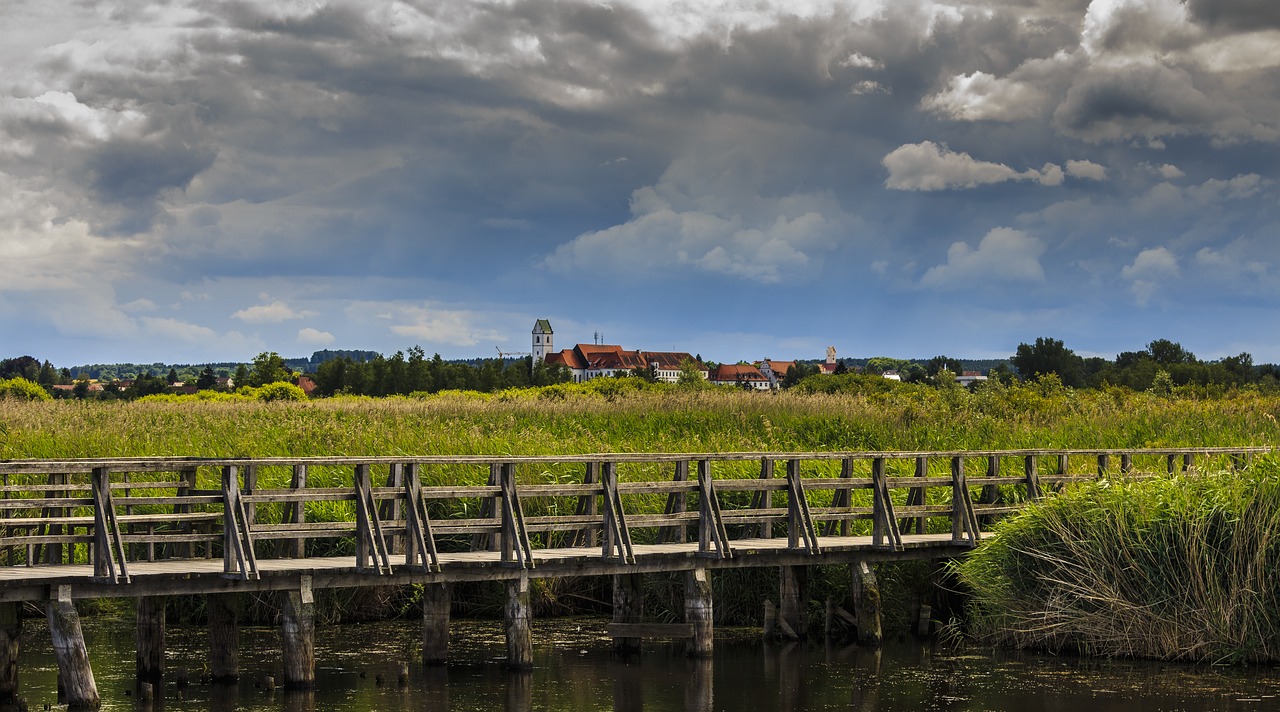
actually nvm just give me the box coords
[956,458,1280,663]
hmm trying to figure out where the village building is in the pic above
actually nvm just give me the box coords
[709,363,771,390]
[534,320,707,384]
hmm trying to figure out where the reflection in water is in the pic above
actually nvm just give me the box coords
[11,618,1280,710]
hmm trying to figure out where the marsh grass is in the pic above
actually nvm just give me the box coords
[956,458,1280,663]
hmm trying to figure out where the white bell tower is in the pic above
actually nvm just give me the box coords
[532,319,553,362]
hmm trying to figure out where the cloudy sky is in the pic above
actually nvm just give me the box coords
[3,0,1279,367]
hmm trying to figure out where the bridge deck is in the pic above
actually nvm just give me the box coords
[0,533,963,601]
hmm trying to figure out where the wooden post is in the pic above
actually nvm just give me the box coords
[46,586,98,710]
[0,602,20,705]
[612,573,644,655]
[684,568,713,658]
[281,576,315,690]
[505,574,533,670]
[288,464,307,559]
[779,565,807,640]
[422,582,451,665]
[852,562,882,647]
[762,599,776,639]
[135,596,165,686]
[207,593,239,683]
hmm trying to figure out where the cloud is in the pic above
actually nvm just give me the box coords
[139,317,218,343]
[232,301,318,324]
[297,327,335,346]
[1053,62,1231,142]
[920,228,1047,289]
[1066,160,1108,181]
[922,71,1049,122]
[882,142,1063,191]
[386,306,504,347]
[1121,246,1180,305]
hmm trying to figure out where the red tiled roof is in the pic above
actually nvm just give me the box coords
[711,364,767,382]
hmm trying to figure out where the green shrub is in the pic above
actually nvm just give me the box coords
[0,378,51,401]
[254,382,308,402]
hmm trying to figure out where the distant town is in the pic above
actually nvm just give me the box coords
[1,320,1276,399]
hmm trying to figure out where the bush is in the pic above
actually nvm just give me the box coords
[254,382,308,402]
[956,459,1280,662]
[0,378,51,401]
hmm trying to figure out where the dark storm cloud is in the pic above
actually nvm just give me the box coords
[1053,63,1218,141]
[1186,0,1280,31]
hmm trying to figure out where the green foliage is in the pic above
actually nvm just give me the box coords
[254,382,308,402]
[0,377,52,401]
[247,352,295,388]
[956,460,1280,662]
[1012,337,1085,387]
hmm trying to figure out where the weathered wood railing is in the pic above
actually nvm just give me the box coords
[0,447,1265,589]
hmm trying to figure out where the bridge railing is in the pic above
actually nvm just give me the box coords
[0,447,1267,582]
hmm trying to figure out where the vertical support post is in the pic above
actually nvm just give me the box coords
[753,458,775,539]
[612,573,644,655]
[779,565,808,640]
[659,460,689,544]
[46,586,98,710]
[1167,453,1178,474]
[685,568,713,658]
[135,596,165,687]
[1024,456,1041,500]
[852,562,882,647]
[0,602,20,705]
[1097,454,1109,478]
[979,456,1003,528]
[207,593,239,683]
[571,462,600,548]
[910,457,928,535]
[382,463,406,555]
[175,466,197,559]
[1183,453,1195,472]
[422,582,451,665]
[950,457,965,543]
[505,574,534,670]
[787,459,802,550]
[288,464,307,559]
[1120,453,1133,475]
[281,576,315,690]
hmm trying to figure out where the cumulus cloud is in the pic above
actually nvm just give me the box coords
[1122,247,1180,305]
[882,142,1064,191]
[1066,160,1108,180]
[232,301,318,323]
[923,71,1049,121]
[920,228,1046,289]
[297,327,335,346]
[386,306,504,347]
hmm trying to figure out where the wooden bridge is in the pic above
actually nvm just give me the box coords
[0,446,1266,708]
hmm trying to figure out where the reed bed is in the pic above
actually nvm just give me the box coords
[956,458,1280,663]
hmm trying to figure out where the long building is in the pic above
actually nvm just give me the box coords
[534,320,707,384]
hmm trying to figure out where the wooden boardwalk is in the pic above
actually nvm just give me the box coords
[0,447,1265,599]
[0,447,1267,707]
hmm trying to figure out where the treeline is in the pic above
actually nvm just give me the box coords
[311,348,571,396]
[1010,337,1278,391]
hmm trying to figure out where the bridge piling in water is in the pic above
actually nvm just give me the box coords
[422,582,451,665]
[46,586,97,710]
[0,602,19,705]
[612,573,644,655]
[505,574,533,670]
[206,593,239,683]
[281,576,316,689]
[779,566,808,640]
[134,596,164,687]
[685,568,713,657]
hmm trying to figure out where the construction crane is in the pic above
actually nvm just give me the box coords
[495,347,531,362]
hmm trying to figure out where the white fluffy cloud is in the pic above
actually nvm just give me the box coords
[297,327,335,346]
[920,228,1046,289]
[1066,160,1108,180]
[232,301,318,323]
[882,142,1064,191]
[922,71,1049,122]
[1122,246,1180,305]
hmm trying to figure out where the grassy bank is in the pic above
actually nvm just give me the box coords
[955,459,1280,663]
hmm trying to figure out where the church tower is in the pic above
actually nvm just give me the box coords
[532,319,553,362]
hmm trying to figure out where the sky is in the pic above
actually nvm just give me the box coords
[2,0,1279,367]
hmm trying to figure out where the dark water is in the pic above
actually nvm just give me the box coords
[13,617,1280,711]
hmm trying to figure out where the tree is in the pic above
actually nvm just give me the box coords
[248,352,294,388]
[166,368,179,385]
[196,366,218,390]
[1011,337,1085,387]
[1147,339,1196,365]
[927,355,964,377]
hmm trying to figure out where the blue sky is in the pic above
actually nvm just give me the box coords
[2,0,1279,366]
